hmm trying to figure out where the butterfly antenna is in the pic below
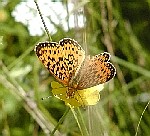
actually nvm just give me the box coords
[34,0,52,42]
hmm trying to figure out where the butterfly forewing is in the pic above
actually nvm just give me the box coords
[35,38,85,85]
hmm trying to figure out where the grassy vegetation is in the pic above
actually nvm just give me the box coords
[0,1,150,136]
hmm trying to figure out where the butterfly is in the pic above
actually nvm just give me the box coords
[35,38,116,107]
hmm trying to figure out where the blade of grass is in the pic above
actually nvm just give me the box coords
[135,100,150,136]
[0,61,61,135]
[71,107,89,136]
[113,56,150,78]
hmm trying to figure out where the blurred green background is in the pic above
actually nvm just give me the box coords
[0,1,150,136]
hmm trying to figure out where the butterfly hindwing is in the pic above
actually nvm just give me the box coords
[72,52,116,89]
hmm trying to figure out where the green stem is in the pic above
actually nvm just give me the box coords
[50,107,70,136]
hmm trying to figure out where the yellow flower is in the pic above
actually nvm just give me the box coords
[51,81,104,107]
